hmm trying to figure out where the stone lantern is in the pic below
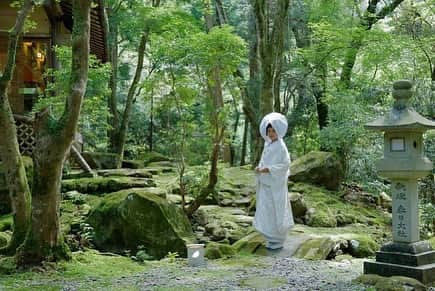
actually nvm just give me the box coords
[363,80,435,284]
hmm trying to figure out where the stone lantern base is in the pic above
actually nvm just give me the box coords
[364,241,435,284]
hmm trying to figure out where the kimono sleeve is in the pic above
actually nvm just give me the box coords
[268,143,290,181]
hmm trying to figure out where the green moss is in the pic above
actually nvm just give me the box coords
[0,250,148,288]
[87,189,194,259]
[294,237,336,260]
[355,274,426,291]
[0,256,16,275]
[143,151,171,165]
[232,231,266,255]
[0,214,12,231]
[290,182,390,231]
[16,232,71,266]
[205,242,236,259]
[339,234,379,258]
[306,202,337,227]
[61,176,155,194]
[428,237,435,249]
[0,232,10,248]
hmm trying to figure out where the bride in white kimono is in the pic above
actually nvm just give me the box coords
[253,112,294,250]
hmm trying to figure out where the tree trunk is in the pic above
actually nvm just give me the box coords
[215,0,260,166]
[0,0,33,255]
[16,0,91,266]
[113,31,148,167]
[240,116,249,166]
[149,94,154,152]
[107,1,161,167]
[229,93,240,166]
[253,0,290,116]
[314,65,328,131]
[106,6,120,153]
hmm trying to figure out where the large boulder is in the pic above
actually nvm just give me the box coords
[290,151,344,190]
[87,189,195,259]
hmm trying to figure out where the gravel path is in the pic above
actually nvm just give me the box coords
[132,255,368,290]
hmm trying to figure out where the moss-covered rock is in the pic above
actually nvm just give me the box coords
[345,234,379,258]
[86,188,195,259]
[429,237,435,249]
[194,206,253,243]
[232,231,266,255]
[294,237,336,260]
[82,152,120,169]
[304,204,337,227]
[205,242,237,259]
[290,182,390,229]
[0,232,10,248]
[61,177,156,195]
[289,192,307,221]
[122,160,145,169]
[143,151,171,166]
[355,274,426,291]
[290,151,344,190]
[97,168,153,178]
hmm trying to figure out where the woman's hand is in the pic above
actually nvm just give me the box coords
[255,167,269,173]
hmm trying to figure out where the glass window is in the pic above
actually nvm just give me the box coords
[0,37,50,113]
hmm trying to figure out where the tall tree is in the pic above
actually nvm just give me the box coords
[0,0,33,255]
[105,0,160,167]
[287,0,329,135]
[186,0,228,216]
[340,0,405,88]
[14,0,91,266]
[251,0,290,115]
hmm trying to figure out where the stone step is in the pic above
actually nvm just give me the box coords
[364,260,435,284]
[376,250,435,266]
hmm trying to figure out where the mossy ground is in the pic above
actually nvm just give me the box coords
[0,250,148,290]
[0,251,274,290]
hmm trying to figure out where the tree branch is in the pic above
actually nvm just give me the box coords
[1,0,34,83]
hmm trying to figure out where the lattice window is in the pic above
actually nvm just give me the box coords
[16,120,35,156]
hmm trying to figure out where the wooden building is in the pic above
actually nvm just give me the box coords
[0,0,107,114]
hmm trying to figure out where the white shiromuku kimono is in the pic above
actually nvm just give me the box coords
[253,113,294,249]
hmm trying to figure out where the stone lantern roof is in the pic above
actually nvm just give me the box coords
[365,80,435,131]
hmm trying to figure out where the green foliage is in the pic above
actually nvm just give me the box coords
[288,112,320,157]
[420,202,435,240]
[33,46,111,151]
[182,166,210,197]
[319,89,378,177]
[164,251,180,262]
